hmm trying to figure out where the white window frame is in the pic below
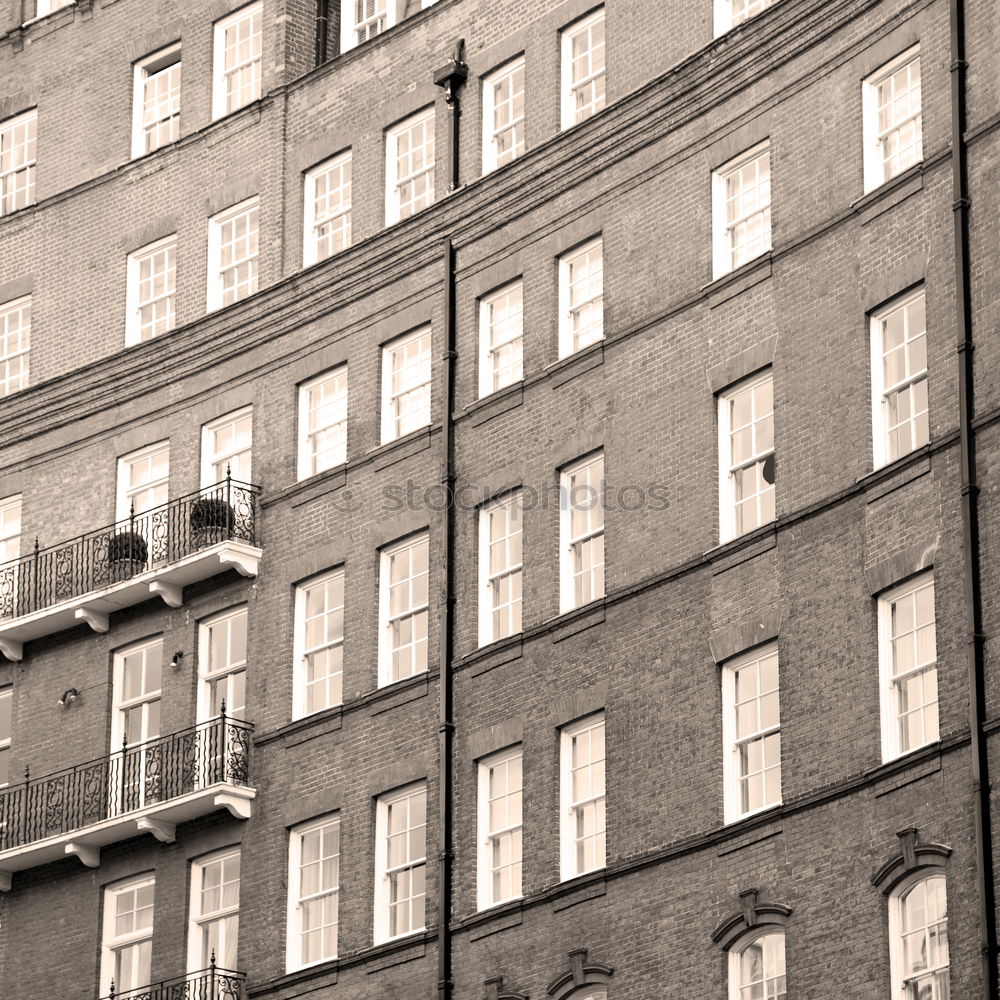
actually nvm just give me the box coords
[293,567,346,719]
[0,109,37,217]
[0,684,12,788]
[207,197,260,312]
[878,572,938,763]
[377,532,430,687]
[131,43,182,159]
[287,813,341,971]
[870,288,928,470]
[297,366,348,480]
[559,712,606,881]
[116,440,170,523]
[303,151,353,267]
[100,874,155,996]
[863,46,923,194]
[339,0,396,53]
[727,928,786,1000]
[889,872,950,1000]
[201,406,253,487]
[717,370,775,543]
[476,745,523,910]
[560,7,606,130]
[380,327,432,445]
[197,604,248,723]
[482,56,526,174]
[385,107,436,225]
[212,2,263,121]
[721,643,781,824]
[34,0,75,17]
[558,237,604,359]
[559,452,605,614]
[0,295,30,397]
[478,280,524,398]
[478,492,523,647]
[0,494,21,566]
[714,0,775,37]
[374,782,427,944]
[187,847,241,973]
[125,235,177,346]
[712,141,772,280]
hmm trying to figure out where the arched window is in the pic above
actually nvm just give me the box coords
[890,874,949,999]
[729,929,786,1000]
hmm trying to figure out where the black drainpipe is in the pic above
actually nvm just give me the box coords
[950,0,998,993]
[435,238,457,1000]
[314,0,330,66]
[433,44,467,1000]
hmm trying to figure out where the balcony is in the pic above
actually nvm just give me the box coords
[0,715,255,889]
[0,479,261,661]
[102,965,247,1000]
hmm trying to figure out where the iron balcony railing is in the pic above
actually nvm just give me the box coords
[0,476,259,622]
[101,963,246,1000]
[0,713,252,853]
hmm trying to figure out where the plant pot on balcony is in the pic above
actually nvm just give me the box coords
[106,531,148,581]
[190,497,235,548]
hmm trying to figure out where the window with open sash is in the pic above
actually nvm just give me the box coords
[718,371,775,542]
[132,44,181,158]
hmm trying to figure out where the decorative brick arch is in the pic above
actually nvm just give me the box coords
[547,949,614,999]
[871,827,952,895]
[711,888,793,951]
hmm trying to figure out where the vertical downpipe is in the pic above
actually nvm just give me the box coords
[433,44,466,1000]
[314,0,330,66]
[950,0,998,993]
[437,239,457,1000]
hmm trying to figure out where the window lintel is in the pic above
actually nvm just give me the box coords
[712,889,792,950]
[872,826,951,894]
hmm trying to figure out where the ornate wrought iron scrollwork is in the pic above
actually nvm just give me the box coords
[0,564,17,619]
[225,723,250,785]
[231,486,255,543]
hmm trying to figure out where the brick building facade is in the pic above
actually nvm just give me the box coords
[0,0,999,998]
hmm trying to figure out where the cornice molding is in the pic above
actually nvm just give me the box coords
[0,0,943,461]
